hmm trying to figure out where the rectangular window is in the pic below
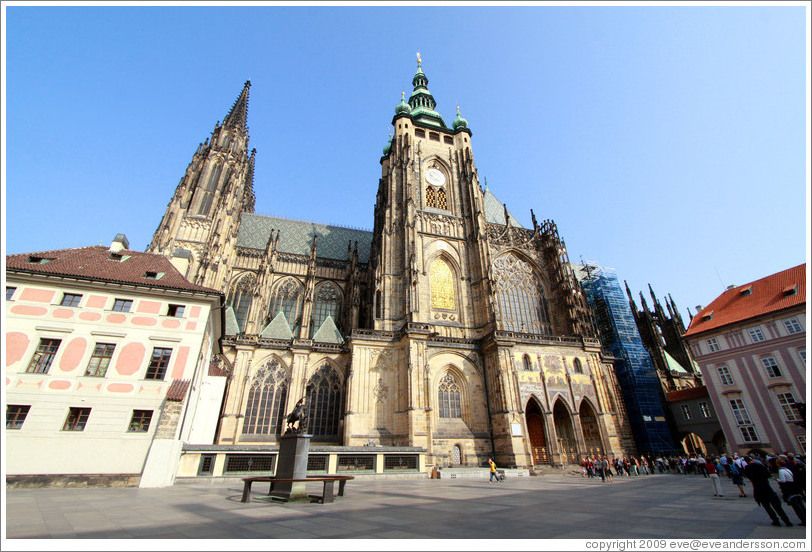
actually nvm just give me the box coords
[729,398,752,425]
[776,393,799,422]
[783,318,803,335]
[699,402,711,418]
[6,286,17,300]
[145,348,172,380]
[799,349,806,365]
[748,327,765,343]
[414,128,425,138]
[62,407,91,431]
[739,425,759,443]
[128,410,153,432]
[167,304,185,318]
[85,343,116,377]
[26,338,62,374]
[112,299,133,312]
[717,365,734,386]
[706,338,720,352]
[761,356,782,378]
[798,435,806,452]
[680,404,692,420]
[60,293,83,307]
[6,405,31,430]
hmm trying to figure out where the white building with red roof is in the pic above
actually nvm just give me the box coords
[5,235,225,487]
[683,264,806,455]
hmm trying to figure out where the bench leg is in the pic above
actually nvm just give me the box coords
[241,481,252,503]
[338,480,347,497]
[322,480,335,504]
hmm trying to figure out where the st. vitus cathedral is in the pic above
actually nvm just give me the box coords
[148,57,635,468]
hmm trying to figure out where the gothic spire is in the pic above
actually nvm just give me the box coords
[223,80,251,133]
[407,53,446,129]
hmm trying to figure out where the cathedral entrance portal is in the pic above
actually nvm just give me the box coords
[525,399,549,465]
[579,400,604,458]
[553,399,578,464]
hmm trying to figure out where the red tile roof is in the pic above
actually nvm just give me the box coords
[208,361,230,377]
[666,385,709,403]
[684,264,806,337]
[6,246,221,296]
[166,379,191,402]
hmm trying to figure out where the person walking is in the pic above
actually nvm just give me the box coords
[602,457,612,482]
[719,454,731,477]
[697,454,709,478]
[488,457,501,483]
[743,455,793,527]
[706,455,724,497]
[730,459,747,497]
[777,457,805,525]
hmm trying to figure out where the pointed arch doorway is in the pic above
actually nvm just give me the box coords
[553,399,578,464]
[525,399,549,465]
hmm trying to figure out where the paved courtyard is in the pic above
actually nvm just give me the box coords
[3,472,809,541]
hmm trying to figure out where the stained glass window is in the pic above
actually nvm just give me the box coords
[229,275,255,333]
[430,259,455,310]
[311,282,341,337]
[306,365,343,440]
[269,278,304,332]
[438,373,461,418]
[243,360,288,435]
[491,254,552,335]
[197,162,222,216]
[426,186,448,210]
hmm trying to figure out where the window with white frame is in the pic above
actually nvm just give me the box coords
[739,425,759,443]
[680,404,692,420]
[699,402,711,418]
[717,365,734,386]
[776,392,800,422]
[799,349,806,365]
[797,435,806,452]
[761,356,782,378]
[706,338,720,352]
[729,398,753,425]
[748,327,765,343]
[783,317,803,335]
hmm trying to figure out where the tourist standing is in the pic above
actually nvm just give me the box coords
[706,456,723,497]
[743,455,793,527]
[730,459,747,497]
[697,455,709,478]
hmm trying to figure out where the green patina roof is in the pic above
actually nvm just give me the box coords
[483,188,523,227]
[260,311,294,339]
[224,306,240,335]
[312,315,344,344]
[664,351,689,374]
[237,213,372,263]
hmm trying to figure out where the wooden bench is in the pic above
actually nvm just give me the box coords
[241,475,354,504]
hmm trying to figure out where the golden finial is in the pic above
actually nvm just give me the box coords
[402,91,405,100]
[416,51,422,67]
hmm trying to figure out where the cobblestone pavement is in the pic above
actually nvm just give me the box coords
[3,472,809,543]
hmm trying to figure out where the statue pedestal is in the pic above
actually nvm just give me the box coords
[270,433,311,502]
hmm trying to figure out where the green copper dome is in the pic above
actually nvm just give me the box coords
[452,106,468,130]
[383,135,392,156]
[395,91,410,115]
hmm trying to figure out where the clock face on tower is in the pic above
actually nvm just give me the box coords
[425,168,446,187]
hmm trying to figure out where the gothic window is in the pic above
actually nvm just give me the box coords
[438,373,462,418]
[305,364,343,439]
[269,278,304,332]
[426,187,436,208]
[491,254,552,335]
[436,188,447,210]
[523,355,532,371]
[573,358,583,374]
[229,275,255,332]
[430,258,455,310]
[242,360,288,435]
[196,162,223,216]
[311,282,341,337]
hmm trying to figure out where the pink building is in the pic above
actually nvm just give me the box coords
[683,264,806,455]
[5,235,225,487]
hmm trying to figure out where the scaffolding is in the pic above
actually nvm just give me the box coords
[579,264,676,456]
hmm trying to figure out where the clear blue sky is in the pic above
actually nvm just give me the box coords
[3,3,809,318]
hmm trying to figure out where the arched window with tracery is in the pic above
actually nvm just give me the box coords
[573,358,584,374]
[523,355,533,371]
[311,282,341,337]
[438,373,462,418]
[269,278,304,332]
[229,275,255,333]
[196,162,223,216]
[436,188,448,210]
[491,253,552,335]
[430,258,455,310]
[426,186,448,210]
[242,360,288,436]
[305,364,343,440]
[426,187,436,208]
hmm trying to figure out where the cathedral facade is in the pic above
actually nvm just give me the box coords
[148,59,634,468]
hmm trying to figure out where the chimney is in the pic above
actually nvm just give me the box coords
[695,305,703,312]
[726,285,736,290]
[110,234,130,253]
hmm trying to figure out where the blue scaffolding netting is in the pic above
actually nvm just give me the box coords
[580,266,676,455]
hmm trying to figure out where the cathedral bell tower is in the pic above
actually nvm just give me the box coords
[148,81,256,291]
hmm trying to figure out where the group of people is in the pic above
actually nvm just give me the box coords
[578,450,806,528]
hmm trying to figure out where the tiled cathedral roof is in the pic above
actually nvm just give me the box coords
[237,213,373,263]
[483,189,523,227]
